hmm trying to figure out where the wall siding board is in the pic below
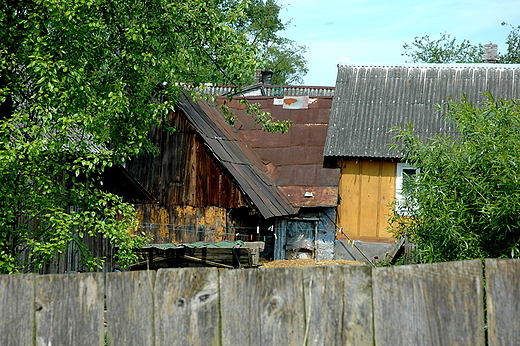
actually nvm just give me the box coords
[485,258,520,346]
[155,268,220,346]
[0,274,35,346]
[127,110,249,243]
[372,260,485,346]
[34,273,104,346]
[338,159,396,240]
[106,271,156,346]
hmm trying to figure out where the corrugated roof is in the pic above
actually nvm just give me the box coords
[324,65,520,159]
[194,85,335,97]
[176,93,298,219]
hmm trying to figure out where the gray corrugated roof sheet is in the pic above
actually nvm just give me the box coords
[176,93,298,219]
[194,85,335,97]
[324,65,520,159]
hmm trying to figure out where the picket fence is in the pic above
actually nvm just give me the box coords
[0,259,519,346]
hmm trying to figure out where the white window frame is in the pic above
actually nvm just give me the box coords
[395,163,419,215]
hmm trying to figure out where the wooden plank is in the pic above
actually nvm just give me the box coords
[339,159,361,237]
[35,273,104,346]
[155,268,220,346]
[485,259,520,346]
[378,161,396,238]
[220,267,306,345]
[303,265,373,346]
[106,271,156,346]
[0,274,35,346]
[358,160,381,237]
[373,260,485,346]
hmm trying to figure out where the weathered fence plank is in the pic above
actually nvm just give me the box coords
[154,268,220,346]
[302,265,373,346]
[34,273,104,346]
[372,259,485,346]
[0,274,35,346]
[220,267,306,346]
[106,271,156,346]
[485,259,520,346]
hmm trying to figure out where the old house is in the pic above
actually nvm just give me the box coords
[121,82,340,261]
[125,93,298,247]
[324,64,520,259]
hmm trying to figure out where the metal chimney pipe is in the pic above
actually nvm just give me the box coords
[483,44,498,63]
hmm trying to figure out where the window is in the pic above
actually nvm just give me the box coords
[395,163,419,215]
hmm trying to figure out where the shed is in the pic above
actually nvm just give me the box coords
[325,64,520,244]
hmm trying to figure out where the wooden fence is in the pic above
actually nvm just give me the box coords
[1,259,519,345]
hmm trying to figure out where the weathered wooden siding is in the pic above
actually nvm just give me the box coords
[337,159,395,241]
[136,205,229,243]
[127,111,247,209]
[126,110,250,243]
[6,259,520,346]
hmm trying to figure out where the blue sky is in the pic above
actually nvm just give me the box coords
[277,0,520,86]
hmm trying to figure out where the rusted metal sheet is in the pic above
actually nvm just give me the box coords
[282,96,309,109]
[218,96,339,208]
[278,186,338,207]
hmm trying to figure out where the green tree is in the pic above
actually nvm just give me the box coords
[499,23,520,63]
[391,95,520,263]
[0,0,264,273]
[402,23,520,64]
[262,37,308,85]
[226,0,308,85]
[403,33,483,63]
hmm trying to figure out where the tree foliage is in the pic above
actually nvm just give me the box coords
[227,0,308,84]
[0,0,268,273]
[391,95,520,263]
[403,33,483,63]
[500,23,520,63]
[402,23,520,64]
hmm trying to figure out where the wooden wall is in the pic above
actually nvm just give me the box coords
[126,110,251,243]
[337,159,396,241]
[136,205,229,244]
[6,259,520,345]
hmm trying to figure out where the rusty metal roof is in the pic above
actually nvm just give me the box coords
[176,94,298,219]
[325,65,520,159]
[218,95,339,208]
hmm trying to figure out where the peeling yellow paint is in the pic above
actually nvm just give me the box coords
[136,204,229,244]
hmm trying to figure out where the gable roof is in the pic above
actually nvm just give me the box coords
[324,64,520,159]
[176,93,298,219]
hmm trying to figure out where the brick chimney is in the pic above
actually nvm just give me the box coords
[254,69,273,85]
[483,44,498,63]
